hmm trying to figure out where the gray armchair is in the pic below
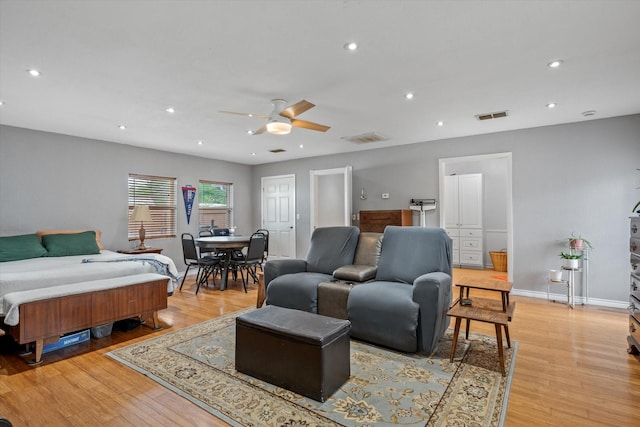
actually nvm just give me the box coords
[264,226,360,312]
[347,226,453,353]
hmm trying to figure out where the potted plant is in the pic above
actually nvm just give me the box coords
[559,252,582,269]
[567,233,593,250]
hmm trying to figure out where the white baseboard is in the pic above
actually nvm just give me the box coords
[511,288,628,309]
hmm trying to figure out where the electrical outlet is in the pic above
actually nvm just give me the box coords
[382,193,390,199]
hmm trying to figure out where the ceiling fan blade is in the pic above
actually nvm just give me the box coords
[219,110,269,119]
[291,119,330,132]
[279,100,315,119]
[252,125,268,135]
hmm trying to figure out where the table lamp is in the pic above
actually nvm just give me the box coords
[131,205,152,249]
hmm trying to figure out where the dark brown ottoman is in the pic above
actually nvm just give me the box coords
[235,305,351,402]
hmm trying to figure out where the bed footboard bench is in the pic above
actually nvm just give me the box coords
[3,273,170,365]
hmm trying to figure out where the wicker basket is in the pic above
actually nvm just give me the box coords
[489,251,508,272]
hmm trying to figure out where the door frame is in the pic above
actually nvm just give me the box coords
[438,152,513,279]
[261,173,296,258]
[309,166,352,230]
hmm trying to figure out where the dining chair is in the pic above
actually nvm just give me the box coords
[255,228,270,268]
[180,233,221,294]
[229,233,266,292]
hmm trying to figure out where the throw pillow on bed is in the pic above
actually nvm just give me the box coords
[0,233,48,262]
[42,231,101,257]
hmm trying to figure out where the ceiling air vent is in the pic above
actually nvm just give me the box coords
[475,110,509,121]
[270,148,286,153]
[341,132,389,144]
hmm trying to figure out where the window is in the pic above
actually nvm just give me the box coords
[128,174,177,240]
[199,180,233,229]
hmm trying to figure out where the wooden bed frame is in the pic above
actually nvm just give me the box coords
[6,274,170,365]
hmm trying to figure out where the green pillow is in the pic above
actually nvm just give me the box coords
[42,231,101,257]
[0,233,48,262]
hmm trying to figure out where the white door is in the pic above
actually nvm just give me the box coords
[262,175,296,258]
[459,174,483,228]
[444,175,460,228]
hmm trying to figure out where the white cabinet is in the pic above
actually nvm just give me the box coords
[444,174,483,268]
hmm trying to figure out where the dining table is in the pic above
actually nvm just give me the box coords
[195,235,251,291]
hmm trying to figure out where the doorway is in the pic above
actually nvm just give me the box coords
[438,153,513,279]
[261,174,296,259]
[310,166,353,230]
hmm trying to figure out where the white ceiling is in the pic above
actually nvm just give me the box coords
[1,0,639,165]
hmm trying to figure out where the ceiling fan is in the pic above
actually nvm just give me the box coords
[220,99,330,135]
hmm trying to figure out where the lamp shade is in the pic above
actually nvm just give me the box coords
[266,119,292,135]
[130,205,152,222]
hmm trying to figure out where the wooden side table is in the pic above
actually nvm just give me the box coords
[447,276,516,376]
[256,271,265,308]
[117,247,163,255]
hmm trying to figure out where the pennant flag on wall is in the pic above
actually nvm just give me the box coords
[181,185,197,224]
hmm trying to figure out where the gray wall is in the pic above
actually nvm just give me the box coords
[2,115,639,304]
[0,125,252,265]
[252,115,640,304]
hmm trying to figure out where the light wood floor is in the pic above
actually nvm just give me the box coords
[1,269,639,426]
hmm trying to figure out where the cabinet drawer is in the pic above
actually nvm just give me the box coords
[631,315,640,346]
[632,255,640,275]
[459,228,482,237]
[445,228,460,238]
[631,217,640,238]
[630,294,640,319]
[631,237,640,256]
[631,274,640,293]
[460,251,482,265]
[461,238,482,250]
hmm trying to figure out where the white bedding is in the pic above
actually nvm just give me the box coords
[0,250,179,319]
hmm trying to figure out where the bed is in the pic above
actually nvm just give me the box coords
[0,230,179,364]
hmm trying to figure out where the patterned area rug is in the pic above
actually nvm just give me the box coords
[107,308,516,426]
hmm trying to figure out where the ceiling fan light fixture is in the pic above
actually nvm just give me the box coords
[266,119,292,135]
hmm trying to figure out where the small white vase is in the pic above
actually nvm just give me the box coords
[550,270,563,281]
[563,259,579,269]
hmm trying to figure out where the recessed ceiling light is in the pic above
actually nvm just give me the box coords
[197,140,203,145]
[582,110,597,117]
[27,69,41,77]
[299,144,304,148]
[344,42,358,51]
[0,101,4,106]
[247,130,254,135]
[405,92,414,100]
[118,124,126,130]
[437,121,444,126]
[547,60,563,68]
[251,152,256,156]
[546,103,557,108]
[165,107,175,114]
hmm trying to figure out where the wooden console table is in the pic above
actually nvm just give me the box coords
[447,277,515,376]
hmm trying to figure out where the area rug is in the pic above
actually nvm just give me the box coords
[107,308,517,427]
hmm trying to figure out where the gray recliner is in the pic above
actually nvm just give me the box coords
[264,226,360,312]
[347,226,453,353]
